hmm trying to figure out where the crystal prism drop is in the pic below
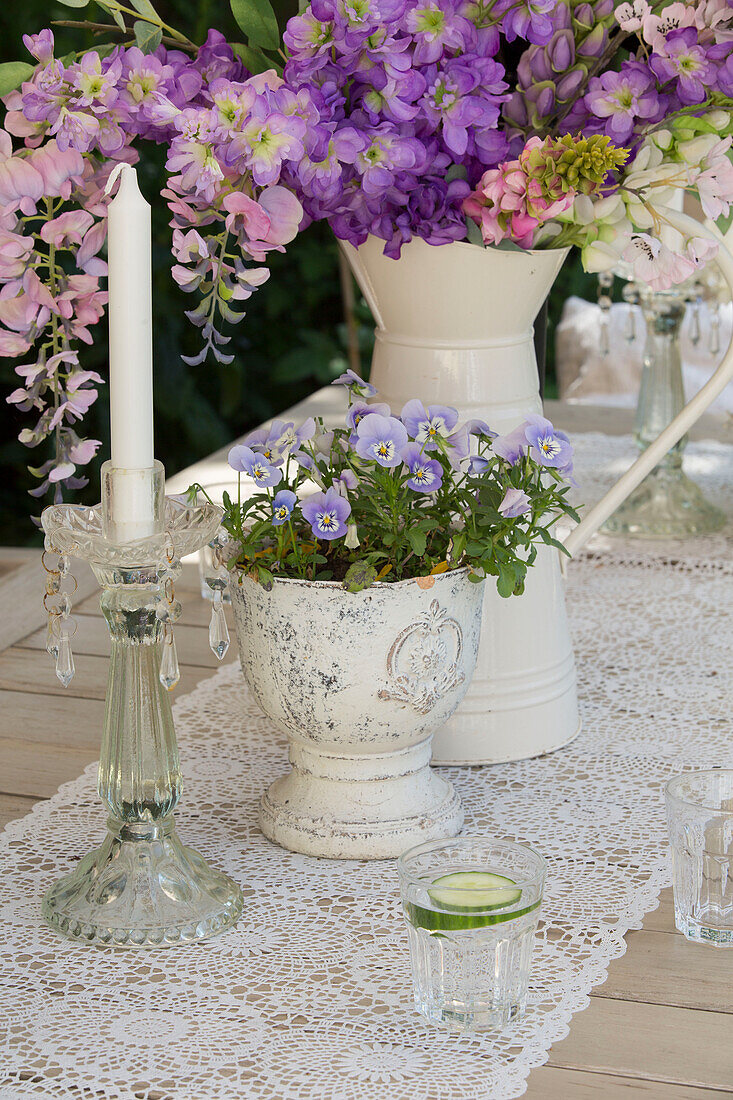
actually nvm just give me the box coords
[55,629,75,687]
[624,307,636,344]
[159,631,180,690]
[690,305,701,347]
[599,320,610,357]
[209,598,230,661]
[46,619,60,660]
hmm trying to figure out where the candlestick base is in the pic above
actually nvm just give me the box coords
[40,483,243,948]
[42,817,242,947]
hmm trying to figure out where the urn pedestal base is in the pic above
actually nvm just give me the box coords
[258,740,463,860]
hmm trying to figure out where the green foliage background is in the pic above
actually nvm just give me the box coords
[0,0,595,545]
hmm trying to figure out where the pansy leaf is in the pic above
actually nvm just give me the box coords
[230,0,280,52]
[343,561,378,594]
[407,528,427,558]
[0,62,35,96]
[134,19,163,53]
[231,41,280,76]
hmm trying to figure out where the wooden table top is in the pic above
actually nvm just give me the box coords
[2,399,733,1098]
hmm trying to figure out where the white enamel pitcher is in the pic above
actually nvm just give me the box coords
[342,210,733,764]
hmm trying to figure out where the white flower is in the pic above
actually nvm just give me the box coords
[642,1,696,47]
[677,134,720,166]
[345,522,360,549]
[582,238,627,274]
[686,236,719,268]
[622,234,696,292]
[615,0,650,33]
[689,137,733,221]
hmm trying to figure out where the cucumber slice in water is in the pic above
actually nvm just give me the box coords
[406,870,538,932]
[429,871,522,912]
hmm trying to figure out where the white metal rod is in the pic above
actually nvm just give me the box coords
[563,209,733,558]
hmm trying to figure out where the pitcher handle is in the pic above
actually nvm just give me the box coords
[563,210,733,559]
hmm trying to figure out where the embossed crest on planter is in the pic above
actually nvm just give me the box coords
[379,599,465,714]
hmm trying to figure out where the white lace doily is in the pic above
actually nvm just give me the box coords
[2,435,733,1100]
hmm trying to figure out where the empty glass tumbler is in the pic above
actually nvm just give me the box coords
[398,837,546,1030]
[666,770,733,946]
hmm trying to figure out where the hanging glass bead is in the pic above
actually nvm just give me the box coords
[689,300,701,346]
[208,588,230,660]
[55,624,75,688]
[46,616,60,660]
[597,271,614,357]
[159,625,180,691]
[709,304,721,356]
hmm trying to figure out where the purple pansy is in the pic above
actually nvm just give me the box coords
[301,486,352,540]
[355,413,408,466]
[401,442,443,492]
[498,487,531,518]
[523,415,574,469]
[492,424,528,466]
[401,399,459,450]
[347,400,390,439]
[228,444,282,487]
[332,369,378,397]
[272,489,297,525]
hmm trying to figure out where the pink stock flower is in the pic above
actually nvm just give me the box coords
[464,161,540,248]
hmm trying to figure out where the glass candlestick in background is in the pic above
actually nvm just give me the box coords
[601,273,725,539]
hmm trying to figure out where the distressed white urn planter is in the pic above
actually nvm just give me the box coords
[229,567,484,859]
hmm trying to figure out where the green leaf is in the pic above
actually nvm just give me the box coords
[230,0,280,52]
[231,41,280,76]
[343,561,378,594]
[496,566,515,599]
[134,19,163,52]
[98,2,127,31]
[55,0,91,7]
[130,0,160,17]
[465,217,485,248]
[407,528,427,558]
[0,62,35,97]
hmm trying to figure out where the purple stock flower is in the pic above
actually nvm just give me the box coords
[585,63,663,143]
[524,415,573,469]
[228,444,282,486]
[650,27,717,105]
[272,489,297,525]
[498,486,531,518]
[401,442,443,492]
[332,369,377,396]
[355,413,408,466]
[401,399,459,449]
[301,486,351,539]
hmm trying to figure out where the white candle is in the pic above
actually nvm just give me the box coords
[106,164,154,470]
[104,164,157,541]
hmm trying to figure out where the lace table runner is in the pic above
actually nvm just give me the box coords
[2,435,733,1100]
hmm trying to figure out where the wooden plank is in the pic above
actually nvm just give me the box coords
[545,997,733,1091]
[0,646,231,702]
[0,690,105,751]
[0,735,96,798]
[0,549,97,654]
[0,792,38,830]
[18,613,226,668]
[598,927,733,1013]
[640,887,677,934]
[525,1065,733,1098]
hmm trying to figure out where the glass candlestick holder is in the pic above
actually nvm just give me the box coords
[40,461,243,947]
[602,284,725,539]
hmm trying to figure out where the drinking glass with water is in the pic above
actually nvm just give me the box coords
[398,836,546,1030]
